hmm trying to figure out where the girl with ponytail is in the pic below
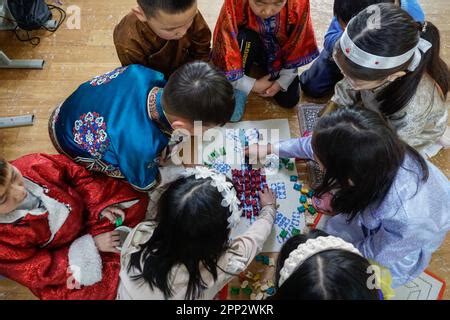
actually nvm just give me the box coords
[331,3,449,157]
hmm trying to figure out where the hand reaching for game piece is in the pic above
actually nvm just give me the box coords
[245,143,272,160]
[94,231,121,254]
[259,187,276,208]
[100,205,125,225]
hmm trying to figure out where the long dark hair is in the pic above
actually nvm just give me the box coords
[334,3,449,116]
[312,107,429,219]
[128,176,231,299]
[272,230,380,300]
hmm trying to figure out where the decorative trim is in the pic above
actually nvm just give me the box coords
[68,234,103,286]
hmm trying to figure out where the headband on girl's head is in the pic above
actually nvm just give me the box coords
[184,166,242,228]
[340,23,432,72]
[278,236,362,286]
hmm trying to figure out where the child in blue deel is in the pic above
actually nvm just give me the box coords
[49,62,235,191]
[299,0,425,98]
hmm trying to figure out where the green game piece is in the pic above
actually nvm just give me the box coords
[281,158,289,165]
[255,255,263,262]
[291,228,301,236]
[300,195,307,204]
[297,206,306,213]
[243,287,253,295]
[290,175,298,182]
[210,150,218,159]
[230,287,240,295]
[279,229,288,239]
[308,206,317,215]
[286,163,295,171]
[115,216,123,227]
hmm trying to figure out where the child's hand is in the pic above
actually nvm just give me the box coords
[245,144,272,159]
[94,231,120,254]
[100,206,125,225]
[252,75,273,94]
[260,82,282,97]
[259,187,276,208]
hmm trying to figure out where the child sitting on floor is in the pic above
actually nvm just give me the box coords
[117,167,276,300]
[0,154,148,300]
[248,107,450,287]
[113,0,211,79]
[330,3,449,157]
[300,0,425,98]
[49,62,235,191]
[211,0,319,120]
[272,230,391,300]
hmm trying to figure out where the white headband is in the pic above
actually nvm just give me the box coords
[278,236,363,286]
[184,167,242,228]
[340,26,432,72]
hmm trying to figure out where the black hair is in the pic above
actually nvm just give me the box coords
[128,175,231,299]
[163,61,235,126]
[272,229,380,300]
[137,0,196,18]
[333,0,394,24]
[0,157,7,187]
[334,3,449,116]
[312,107,429,220]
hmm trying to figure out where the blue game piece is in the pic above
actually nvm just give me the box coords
[300,195,307,203]
[293,183,302,191]
[290,175,298,182]
[297,206,306,213]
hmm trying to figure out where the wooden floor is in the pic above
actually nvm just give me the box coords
[0,0,449,299]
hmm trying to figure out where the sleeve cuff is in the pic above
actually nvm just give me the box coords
[276,68,298,91]
[233,75,256,95]
[68,234,102,286]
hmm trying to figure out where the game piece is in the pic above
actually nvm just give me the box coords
[241,280,249,289]
[253,281,261,290]
[301,187,309,194]
[291,227,301,236]
[253,273,261,281]
[115,216,123,227]
[279,229,288,238]
[263,256,270,266]
[260,283,269,291]
[243,287,253,295]
[255,255,263,262]
[230,287,240,295]
[300,195,307,203]
[266,287,275,296]
[245,271,254,279]
[297,206,305,213]
[308,206,317,215]
[293,183,302,191]
[290,175,298,182]
[308,190,314,198]
[287,162,295,171]
[250,293,257,300]
[255,292,264,300]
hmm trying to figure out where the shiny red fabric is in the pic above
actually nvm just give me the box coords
[0,154,148,300]
[211,0,319,80]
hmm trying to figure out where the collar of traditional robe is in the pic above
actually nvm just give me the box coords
[147,87,173,136]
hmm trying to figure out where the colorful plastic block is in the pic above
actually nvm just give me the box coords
[263,256,270,265]
[290,175,298,182]
[308,190,314,198]
[291,227,301,236]
[230,287,240,295]
[300,195,307,203]
[241,280,249,289]
[287,163,295,171]
[308,206,317,215]
[243,287,253,295]
[255,255,263,262]
[279,229,288,238]
[253,273,261,281]
[297,205,306,213]
[115,216,123,227]
[301,187,309,194]
[293,183,302,191]
[266,287,275,295]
